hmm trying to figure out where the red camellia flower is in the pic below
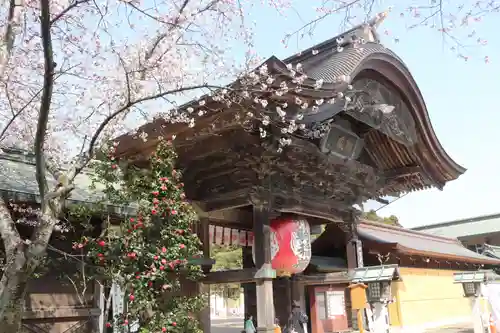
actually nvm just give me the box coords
[171,209,177,215]
[151,209,157,215]
[159,265,165,270]
[106,322,112,328]
[130,218,134,222]
[97,253,104,257]
[98,240,105,247]
[179,244,185,249]
[111,164,117,169]
[154,255,159,260]
[152,191,159,196]
[172,322,177,326]
[161,259,167,264]
[129,294,135,301]
[124,319,129,325]
[161,185,167,191]
[162,327,167,332]
[162,247,167,253]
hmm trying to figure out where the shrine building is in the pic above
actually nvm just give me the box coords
[112,14,495,333]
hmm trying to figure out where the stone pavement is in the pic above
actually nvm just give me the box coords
[211,318,243,333]
[210,318,475,333]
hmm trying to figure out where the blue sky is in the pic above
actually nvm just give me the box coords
[241,2,499,228]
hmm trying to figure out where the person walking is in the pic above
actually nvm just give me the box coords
[285,301,308,333]
[244,315,256,333]
[274,317,282,333]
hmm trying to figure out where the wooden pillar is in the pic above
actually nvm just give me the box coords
[345,212,366,330]
[242,246,257,324]
[253,204,276,333]
[197,219,211,333]
[273,277,291,327]
[291,275,305,311]
[346,213,363,269]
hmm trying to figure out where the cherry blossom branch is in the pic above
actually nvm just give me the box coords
[34,0,55,203]
[50,0,91,26]
[80,83,222,172]
[0,199,21,257]
[0,0,24,79]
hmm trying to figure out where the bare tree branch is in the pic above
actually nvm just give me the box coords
[76,83,222,177]
[0,87,43,142]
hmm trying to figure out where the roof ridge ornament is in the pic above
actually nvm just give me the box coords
[362,11,389,44]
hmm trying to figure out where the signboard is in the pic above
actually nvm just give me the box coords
[112,282,139,332]
[356,239,364,268]
[111,283,124,333]
[326,290,346,317]
[348,283,368,310]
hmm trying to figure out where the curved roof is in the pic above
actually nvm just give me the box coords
[114,23,465,193]
[282,34,465,189]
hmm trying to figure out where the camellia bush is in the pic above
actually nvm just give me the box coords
[77,139,204,333]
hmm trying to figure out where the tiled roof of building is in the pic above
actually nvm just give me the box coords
[0,148,133,214]
[412,213,500,238]
[359,221,500,265]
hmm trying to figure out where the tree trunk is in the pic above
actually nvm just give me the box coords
[0,248,30,333]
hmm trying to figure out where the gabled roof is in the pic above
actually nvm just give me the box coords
[412,213,500,239]
[358,221,500,265]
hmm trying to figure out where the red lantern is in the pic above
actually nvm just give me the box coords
[253,216,312,277]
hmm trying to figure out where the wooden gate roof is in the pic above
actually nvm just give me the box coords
[113,20,465,222]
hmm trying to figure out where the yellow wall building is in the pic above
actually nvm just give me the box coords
[388,268,473,331]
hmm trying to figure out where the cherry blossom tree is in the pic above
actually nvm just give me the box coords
[0,0,266,329]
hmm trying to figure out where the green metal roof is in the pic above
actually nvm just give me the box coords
[453,270,500,283]
[350,264,400,283]
[0,148,135,215]
[453,271,487,283]
[482,244,500,259]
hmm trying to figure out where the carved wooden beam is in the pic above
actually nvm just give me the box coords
[198,189,251,212]
[197,185,354,224]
